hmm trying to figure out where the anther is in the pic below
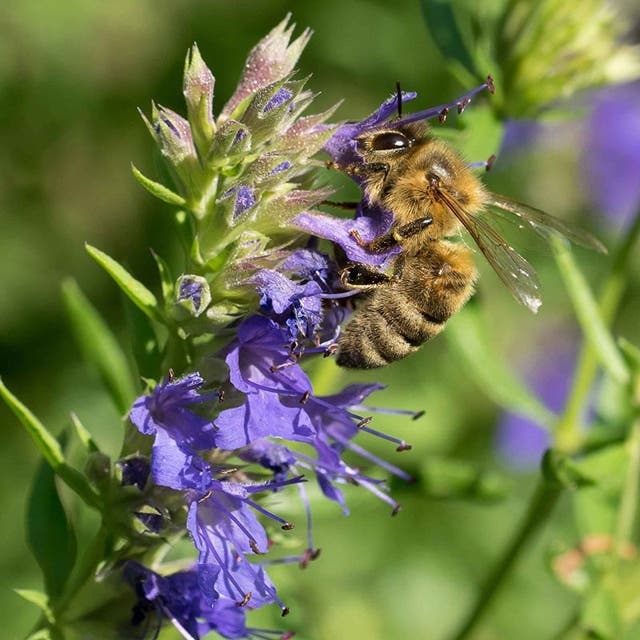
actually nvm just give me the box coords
[486,75,495,94]
[281,607,291,617]
[412,410,425,421]
[357,416,373,428]
[236,592,252,607]
[438,107,449,124]
[485,154,496,172]
[300,390,310,404]
[281,522,296,531]
[391,504,402,517]
[168,368,175,381]
[396,443,412,452]
[457,98,471,114]
[218,388,225,404]
[281,632,295,640]
[249,539,265,555]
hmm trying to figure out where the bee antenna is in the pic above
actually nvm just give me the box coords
[396,81,402,118]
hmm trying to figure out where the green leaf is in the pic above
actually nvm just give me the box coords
[551,237,629,385]
[123,292,164,382]
[131,163,186,206]
[420,0,477,79]
[15,589,53,619]
[85,244,164,325]
[446,302,556,429]
[61,279,138,415]
[27,456,77,600]
[26,631,54,640]
[0,380,99,507]
[150,249,174,307]
[69,413,99,454]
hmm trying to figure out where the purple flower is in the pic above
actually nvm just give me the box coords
[130,373,218,453]
[249,270,324,340]
[213,316,316,449]
[496,341,576,468]
[583,81,640,228]
[125,563,293,639]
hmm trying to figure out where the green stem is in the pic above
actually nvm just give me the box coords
[555,211,640,453]
[615,418,640,557]
[449,477,563,640]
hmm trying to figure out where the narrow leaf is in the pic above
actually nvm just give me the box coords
[27,456,77,599]
[70,413,99,454]
[131,163,186,206]
[551,237,629,384]
[446,303,556,429]
[62,279,138,415]
[85,244,164,325]
[150,249,174,307]
[0,380,99,507]
[420,0,477,77]
[15,589,53,618]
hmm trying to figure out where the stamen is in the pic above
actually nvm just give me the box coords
[281,522,296,531]
[236,591,252,607]
[396,76,495,127]
[439,107,449,124]
[281,607,290,617]
[357,416,373,428]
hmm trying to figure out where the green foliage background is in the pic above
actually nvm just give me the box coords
[1,1,638,638]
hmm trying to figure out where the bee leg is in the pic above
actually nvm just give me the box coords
[326,160,390,180]
[350,217,433,254]
[340,263,394,290]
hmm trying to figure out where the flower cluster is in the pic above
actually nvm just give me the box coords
[112,14,506,636]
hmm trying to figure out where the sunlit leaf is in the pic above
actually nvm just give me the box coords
[85,244,164,325]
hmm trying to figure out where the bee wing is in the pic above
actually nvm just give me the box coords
[437,189,543,313]
[487,193,607,254]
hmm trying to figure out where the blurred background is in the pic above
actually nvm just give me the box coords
[1,1,639,638]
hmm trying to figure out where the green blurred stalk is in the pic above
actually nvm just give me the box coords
[555,211,640,453]
[449,476,562,640]
[450,209,640,639]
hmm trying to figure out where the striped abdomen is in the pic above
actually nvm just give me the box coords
[336,242,477,369]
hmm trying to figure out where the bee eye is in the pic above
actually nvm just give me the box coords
[368,131,411,151]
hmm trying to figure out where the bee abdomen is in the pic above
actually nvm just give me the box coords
[336,243,477,369]
[336,290,445,369]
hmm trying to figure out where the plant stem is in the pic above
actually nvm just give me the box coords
[449,477,563,640]
[555,211,640,453]
[615,418,640,557]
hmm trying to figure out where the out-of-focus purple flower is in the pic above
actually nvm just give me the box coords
[496,343,576,468]
[583,81,640,228]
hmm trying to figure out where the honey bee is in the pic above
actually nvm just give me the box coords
[329,121,605,369]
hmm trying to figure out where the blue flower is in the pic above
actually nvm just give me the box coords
[583,81,640,228]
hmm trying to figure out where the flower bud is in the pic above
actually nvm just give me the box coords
[183,43,216,156]
[175,274,212,317]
